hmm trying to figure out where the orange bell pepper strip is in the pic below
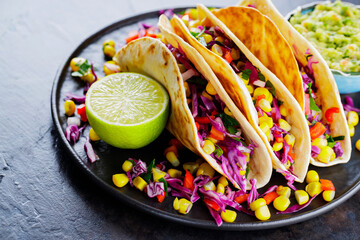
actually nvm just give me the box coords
[224,50,233,64]
[325,107,339,123]
[125,32,139,43]
[234,194,249,204]
[309,122,327,140]
[263,191,279,205]
[257,94,266,101]
[209,126,225,141]
[164,145,178,157]
[288,145,296,160]
[195,115,215,124]
[184,170,195,191]
[203,198,220,211]
[157,191,165,203]
[320,179,335,191]
[169,139,183,150]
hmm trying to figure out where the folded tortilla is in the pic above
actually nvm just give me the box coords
[170,4,311,182]
[113,20,272,189]
[236,0,351,166]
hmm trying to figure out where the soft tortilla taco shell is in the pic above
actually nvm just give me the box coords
[237,0,351,166]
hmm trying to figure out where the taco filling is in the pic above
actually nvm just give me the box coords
[167,43,255,191]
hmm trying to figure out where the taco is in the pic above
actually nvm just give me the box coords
[113,21,272,190]
[235,0,351,166]
[170,5,311,183]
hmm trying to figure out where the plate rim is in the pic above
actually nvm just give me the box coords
[50,7,360,231]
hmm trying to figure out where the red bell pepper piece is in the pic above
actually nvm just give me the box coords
[77,104,87,122]
[169,138,183,149]
[184,170,195,191]
[309,122,327,140]
[234,194,249,204]
[194,116,214,124]
[325,107,339,123]
[157,191,165,203]
[320,179,335,191]
[203,198,220,211]
[209,126,225,141]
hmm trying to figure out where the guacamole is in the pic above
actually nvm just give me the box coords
[290,0,360,72]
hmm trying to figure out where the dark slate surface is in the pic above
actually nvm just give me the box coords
[0,0,359,239]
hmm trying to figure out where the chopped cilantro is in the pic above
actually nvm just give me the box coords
[127,159,136,165]
[214,144,224,158]
[258,72,265,82]
[265,80,276,97]
[245,164,250,179]
[253,100,257,105]
[325,134,336,148]
[144,159,155,183]
[308,83,321,112]
[159,177,168,196]
[186,77,207,86]
[306,54,313,61]
[71,59,91,77]
[216,113,240,134]
[333,136,345,141]
[242,69,251,80]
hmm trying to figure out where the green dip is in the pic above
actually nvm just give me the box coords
[290,0,360,72]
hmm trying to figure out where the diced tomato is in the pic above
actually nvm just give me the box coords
[305,94,311,115]
[77,104,87,122]
[145,33,157,38]
[309,122,327,140]
[325,107,340,123]
[263,191,279,205]
[203,198,220,211]
[195,122,200,131]
[224,50,233,64]
[209,126,225,141]
[164,145,178,157]
[184,170,195,191]
[320,179,335,191]
[275,137,284,143]
[194,116,215,124]
[234,194,249,204]
[211,110,219,116]
[157,191,165,203]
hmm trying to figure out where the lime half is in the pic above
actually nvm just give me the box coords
[85,72,169,149]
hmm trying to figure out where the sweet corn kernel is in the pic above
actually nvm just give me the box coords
[133,176,148,191]
[224,107,233,117]
[189,9,198,19]
[347,111,359,126]
[253,87,272,103]
[284,134,295,147]
[216,183,225,194]
[273,142,283,152]
[214,36,224,43]
[197,162,215,177]
[184,81,191,97]
[239,169,246,176]
[255,205,271,221]
[258,99,272,112]
[279,119,292,132]
[206,137,218,144]
[89,128,100,141]
[173,197,180,210]
[276,186,291,198]
[230,49,241,60]
[70,57,86,72]
[203,181,216,191]
[202,90,213,101]
[103,45,116,57]
[259,122,270,134]
[295,190,309,205]
[202,34,213,43]
[316,146,335,163]
[167,169,182,178]
[311,138,327,149]
[103,61,120,76]
[221,209,237,223]
[166,151,180,167]
[273,195,290,211]
[64,100,76,116]
[211,44,223,56]
[152,168,166,182]
[356,139,360,151]
[349,124,355,137]
[183,162,200,175]
[178,198,193,214]
[323,190,335,202]
[279,104,288,117]
[206,82,217,95]
[122,160,133,172]
[218,176,228,187]
[202,140,215,154]
[250,198,267,211]
[259,115,273,129]
[306,170,319,184]
[112,173,129,188]
[246,84,254,94]
[80,71,95,83]
[103,39,115,48]
[306,182,323,197]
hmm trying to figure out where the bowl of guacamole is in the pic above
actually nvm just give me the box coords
[287,0,360,93]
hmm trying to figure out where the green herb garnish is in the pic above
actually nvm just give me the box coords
[245,164,250,179]
[325,134,336,148]
[71,59,91,77]
[241,69,252,80]
[214,144,224,158]
[308,83,321,112]
[186,77,207,86]
[333,136,345,141]
[258,72,265,82]
[159,177,168,196]
[144,159,155,183]
[265,80,276,97]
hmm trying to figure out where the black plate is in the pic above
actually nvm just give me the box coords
[51,7,360,230]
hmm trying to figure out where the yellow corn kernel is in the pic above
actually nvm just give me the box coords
[211,44,223,56]
[202,33,213,43]
[349,124,355,137]
[255,205,271,221]
[323,190,335,202]
[103,45,116,57]
[306,182,323,197]
[181,14,189,26]
[253,87,271,102]
[103,61,120,76]
[218,176,228,187]
[276,186,291,198]
[152,168,166,182]
[347,111,359,126]
[259,122,270,134]
[70,57,86,72]
[206,137,218,144]
[122,160,133,172]
[273,195,290,211]
[89,128,100,141]
[202,140,215,154]
[166,152,180,167]
[295,190,309,205]
[306,170,319,184]
[239,169,246,176]
[244,152,250,163]
[284,134,295,147]
[249,198,267,211]
[202,90,213,101]
[64,100,76,116]
[279,104,288,117]
[311,138,327,149]
[80,71,95,83]
[257,99,272,112]
[224,107,233,117]
[214,36,224,43]
[203,181,216,191]
[206,82,217,95]
[183,162,200,175]
[356,139,360,151]
[167,169,182,178]
[133,176,148,191]
[316,146,335,163]
[216,183,225,194]
[230,48,240,61]
[112,173,129,188]
[279,119,292,132]
[246,84,254,94]
[221,209,237,223]
[184,81,191,97]
[273,142,283,152]
[178,198,193,214]
[173,197,180,210]
[196,162,215,177]
[189,9,198,19]
[103,39,115,48]
[259,115,273,129]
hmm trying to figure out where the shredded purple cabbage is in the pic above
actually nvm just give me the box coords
[245,61,259,85]
[84,137,98,163]
[259,185,279,198]
[206,205,222,226]
[90,63,98,82]
[65,93,86,103]
[344,96,354,107]
[311,145,321,158]
[247,179,258,206]
[127,172,133,187]
[132,160,147,178]
[200,95,217,113]
[276,169,297,191]
[146,181,165,198]
[159,8,174,18]
[190,84,198,117]
[333,142,344,158]
[343,104,360,113]
[272,98,281,123]
[66,125,81,143]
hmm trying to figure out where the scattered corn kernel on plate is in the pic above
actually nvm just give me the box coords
[51,8,360,230]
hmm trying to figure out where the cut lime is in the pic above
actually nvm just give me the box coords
[85,72,169,149]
